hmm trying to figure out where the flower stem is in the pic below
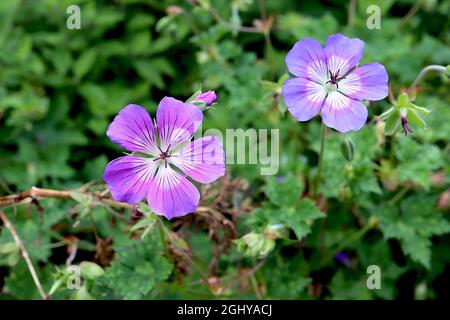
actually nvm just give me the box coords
[314,122,326,198]
[323,220,374,265]
[388,186,410,205]
[347,0,357,27]
[399,0,424,29]
[408,65,446,94]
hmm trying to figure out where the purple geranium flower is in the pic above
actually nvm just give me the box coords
[282,33,389,133]
[103,97,225,219]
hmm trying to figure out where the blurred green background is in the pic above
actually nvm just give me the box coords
[0,0,449,300]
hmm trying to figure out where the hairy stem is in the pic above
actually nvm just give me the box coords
[314,123,326,198]
[399,0,424,29]
[347,0,357,27]
[323,221,374,265]
[408,65,447,94]
[388,186,410,205]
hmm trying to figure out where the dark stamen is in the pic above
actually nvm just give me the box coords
[326,69,344,89]
[153,145,172,166]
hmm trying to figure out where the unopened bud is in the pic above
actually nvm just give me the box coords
[340,135,355,162]
[194,90,217,107]
[166,5,183,16]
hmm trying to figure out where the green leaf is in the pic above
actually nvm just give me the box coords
[287,200,326,239]
[376,196,450,269]
[247,199,325,240]
[73,49,97,81]
[129,214,158,240]
[396,138,442,189]
[69,191,91,206]
[103,234,172,299]
[80,261,105,280]
[277,13,338,45]
[4,261,53,299]
[264,173,302,207]
[329,271,372,300]
[0,219,51,262]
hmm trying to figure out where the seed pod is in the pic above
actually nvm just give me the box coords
[340,135,355,162]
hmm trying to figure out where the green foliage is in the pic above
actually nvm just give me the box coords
[264,173,303,207]
[376,196,450,269]
[239,174,324,260]
[100,234,172,300]
[396,138,442,189]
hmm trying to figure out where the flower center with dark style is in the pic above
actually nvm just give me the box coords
[325,69,346,90]
[401,116,413,135]
[154,145,172,167]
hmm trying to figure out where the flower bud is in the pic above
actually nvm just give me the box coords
[194,90,217,107]
[166,5,183,16]
[80,261,105,280]
[234,231,275,258]
[340,135,355,162]
[334,252,352,268]
[338,184,352,202]
[437,189,450,211]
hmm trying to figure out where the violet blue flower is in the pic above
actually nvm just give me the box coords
[194,90,217,107]
[334,252,352,268]
[103,97,225,219]
[282,33,389,133]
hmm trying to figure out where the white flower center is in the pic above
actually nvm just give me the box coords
[325,82,338,92]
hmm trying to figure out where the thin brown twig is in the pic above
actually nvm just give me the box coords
[0,210,47,299]
[157,218,213,291]
[0,186,134,210]
[219,257,267,294]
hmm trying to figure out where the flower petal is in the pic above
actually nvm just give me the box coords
[321,91,368,133]
[147,165,200,219]
[282,77,327,122]
[285,38,328,83]
[106,104,159,155]
[170,136,225,183]
[103,156,157,204]
[324,33,364,76]
[338,62,389,101]
[156,97,203,151]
